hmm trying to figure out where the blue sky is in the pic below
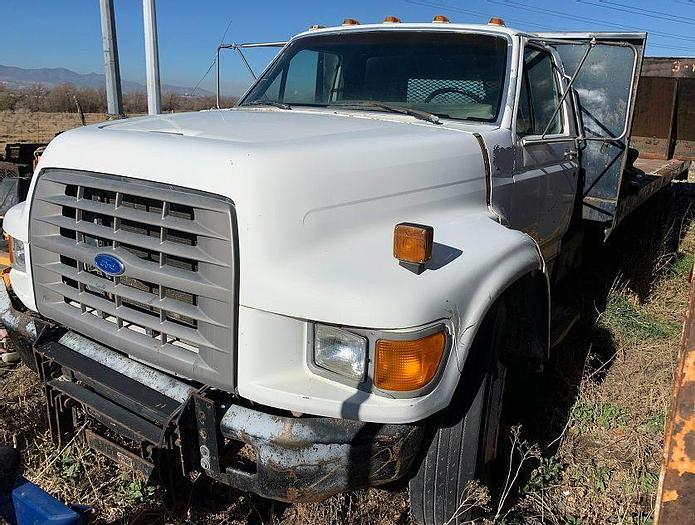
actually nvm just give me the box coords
[1,0,694,95]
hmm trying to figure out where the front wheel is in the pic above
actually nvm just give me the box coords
[409,304,508,525]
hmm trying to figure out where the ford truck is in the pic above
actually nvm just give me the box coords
[0,16,690,525]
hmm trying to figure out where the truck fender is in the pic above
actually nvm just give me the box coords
[443,222,549,375]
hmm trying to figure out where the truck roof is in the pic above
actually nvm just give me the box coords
[291,22,526,41]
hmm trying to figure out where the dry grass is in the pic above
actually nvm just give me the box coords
[499,175,695,525]
[0,155,693,523]
[0,109,108,153]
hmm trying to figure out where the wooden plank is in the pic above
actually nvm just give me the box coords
[631,77,678,159]
[674,79,695,161]
[641,57,695,78]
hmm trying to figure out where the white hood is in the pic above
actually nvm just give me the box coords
[32,109,491,328]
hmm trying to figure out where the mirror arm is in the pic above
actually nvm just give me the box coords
[541,38,596,139]
[215,41,287,109]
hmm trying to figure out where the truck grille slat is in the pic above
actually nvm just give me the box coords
[35,261,227,328]
[38,281,212,348]
[30,169,237,390]
[39,170,227,211]
[34,214,227,267]
[35,193,226,240]
[31,236,228,301]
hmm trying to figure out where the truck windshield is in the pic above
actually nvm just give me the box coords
[240,31,508,123]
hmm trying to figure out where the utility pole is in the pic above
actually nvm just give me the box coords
[143,0,162,115]
[99,0,124,117]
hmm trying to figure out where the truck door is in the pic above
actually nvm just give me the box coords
[533,32,646,239]
[511,43,578,261]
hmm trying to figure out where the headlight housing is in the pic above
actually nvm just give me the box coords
[312,322,450,394]
[313,324,367,382]
[8,237,26,272]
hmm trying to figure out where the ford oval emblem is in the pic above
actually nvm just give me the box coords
[94,253,125,276]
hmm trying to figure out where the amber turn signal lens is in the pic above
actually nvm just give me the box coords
[374,331,446,391]
[342,18,360,25]
[6,236,13,266]
[488,17,506,26]
[393,223,433,264]
[384,16,401,23]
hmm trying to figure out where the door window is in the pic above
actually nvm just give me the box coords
[516,48,564,136]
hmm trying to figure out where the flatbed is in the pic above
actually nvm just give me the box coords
[616,157,692,225]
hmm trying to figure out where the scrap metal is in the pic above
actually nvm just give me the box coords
[654,266,695,525]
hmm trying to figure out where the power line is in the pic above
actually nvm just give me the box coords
[578,0,695,24]
[490,0,694,43]
[649,42,695,52]
[190,17,233,96]
[406,0,695,53]
[403,0,558,30]
[601,0,695,21]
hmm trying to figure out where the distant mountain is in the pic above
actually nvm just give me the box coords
[0,64,213,96]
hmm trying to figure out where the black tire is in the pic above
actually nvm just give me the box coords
[409,304,508,525]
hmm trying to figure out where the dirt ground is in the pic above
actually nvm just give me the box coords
[0,109,107,153]
[0,109,693,524]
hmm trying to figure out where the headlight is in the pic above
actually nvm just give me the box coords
[314,324,367,382]
[8,237,25,272]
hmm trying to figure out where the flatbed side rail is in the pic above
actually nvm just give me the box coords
[654,263,695,524]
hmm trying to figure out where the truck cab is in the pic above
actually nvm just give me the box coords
[1,17,687,525]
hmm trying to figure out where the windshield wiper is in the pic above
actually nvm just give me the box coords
[244,100,292,110]
[330,102,441,125]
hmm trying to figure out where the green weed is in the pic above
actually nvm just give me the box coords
[603,294,679,341]
[57,446,81,479]
[592,465,611,493]
[570,401,627,432]
[115,475,155,504]
[637,471,659,495]
[671,252,694,278]
[644,412,665,434]
[524,456,564,493]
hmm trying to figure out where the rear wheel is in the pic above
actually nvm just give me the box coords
[409,304,509,525]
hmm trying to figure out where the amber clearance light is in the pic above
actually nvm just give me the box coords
[394,222,433,274]
[375,331,447,391]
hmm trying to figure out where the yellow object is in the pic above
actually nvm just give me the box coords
[5,235,14,267]
[375,331,446,391]
[393,223,433,264]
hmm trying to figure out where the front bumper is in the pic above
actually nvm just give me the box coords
[0,283,423,502]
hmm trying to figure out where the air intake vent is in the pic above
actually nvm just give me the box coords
[29,169,237,390]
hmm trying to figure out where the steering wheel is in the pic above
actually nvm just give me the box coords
[424,87,485,104]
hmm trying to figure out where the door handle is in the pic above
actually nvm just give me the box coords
[564,149,578,160]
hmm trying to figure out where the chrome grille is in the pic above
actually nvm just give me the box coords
[30,169,237,390]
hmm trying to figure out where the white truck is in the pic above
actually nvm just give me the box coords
[0,16,690,525]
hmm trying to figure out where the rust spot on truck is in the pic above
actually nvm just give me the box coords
[491,144,515,173]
